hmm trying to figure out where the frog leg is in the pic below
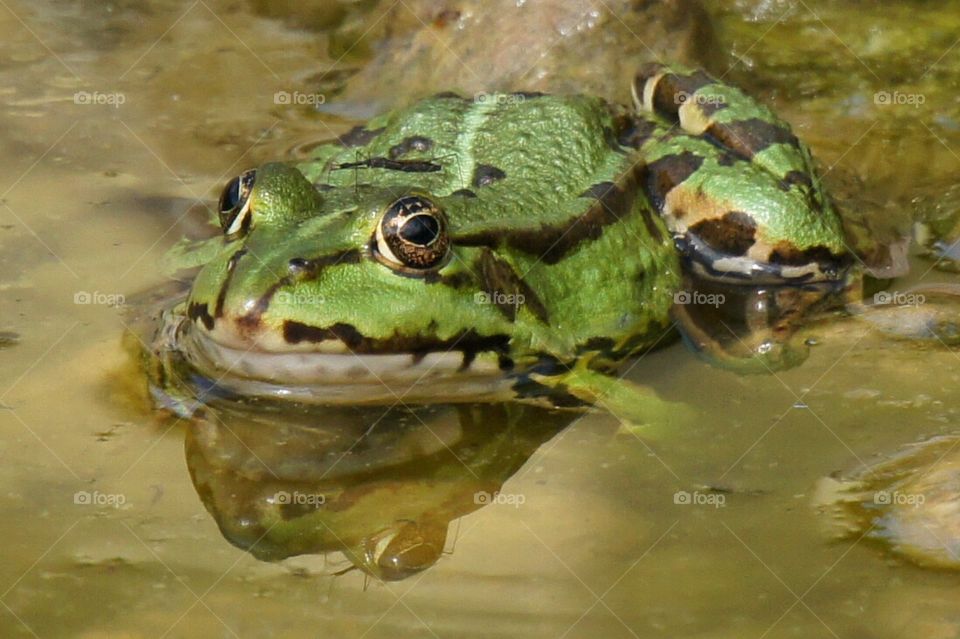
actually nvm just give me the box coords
[530,361,696,438]
[629,63,850,286]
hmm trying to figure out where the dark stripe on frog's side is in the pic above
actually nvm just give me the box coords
[451,188,477,198]
[472,165,507,188]
[389,136,434,159]
[688,211,757,257]
[233,249,362,331]
[768,243,843,267]
[705,118,801,161]
[337,126,385,147]
[335,157,442,173]
[214,248,248,318]
[282,320,511,357]
[476,248,549,323]
[187,302,215,330]
[582,178,663,242]
[454,165,648,264]
[641,151,704,213]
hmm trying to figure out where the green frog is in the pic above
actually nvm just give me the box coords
[150,64,851,425]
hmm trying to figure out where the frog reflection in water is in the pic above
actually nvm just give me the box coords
[152,64,857,424]
[186,401,574,580]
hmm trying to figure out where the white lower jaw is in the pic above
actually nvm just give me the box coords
[178,323,517,405]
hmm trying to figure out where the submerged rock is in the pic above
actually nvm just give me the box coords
[815,435,960,569]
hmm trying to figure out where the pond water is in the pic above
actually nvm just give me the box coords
[3,1,960,637]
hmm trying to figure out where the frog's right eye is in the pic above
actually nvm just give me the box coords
[218,169,257,237]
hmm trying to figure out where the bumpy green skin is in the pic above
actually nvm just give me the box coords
[162,65,850,411]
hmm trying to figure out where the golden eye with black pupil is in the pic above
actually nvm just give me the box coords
[375,195,450,271]
[218,169,257,237]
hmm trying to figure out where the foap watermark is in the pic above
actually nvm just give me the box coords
[74,90,126,108]
[873,290,925,307]
[674,90,726,107]
[74,490,126,508]
[274,91,326,106]
[275,291,326,306]
[873,490,925,508]
[874,90,925,108]
[474,291,525,307]
[474,92,526,107]
[74,291,125,306]
[673,490,725,508]
[674,290,725,307]
[474,490,525,508]
[274,491,327,506]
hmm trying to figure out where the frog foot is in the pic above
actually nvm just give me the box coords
[531,364,697,438]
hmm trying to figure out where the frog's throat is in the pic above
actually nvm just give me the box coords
[176,321,517,404]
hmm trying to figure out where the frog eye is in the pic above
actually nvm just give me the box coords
[374,196,450,271]
[217,169,257,237]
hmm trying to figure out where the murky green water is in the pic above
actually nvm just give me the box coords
[4,1,960,637]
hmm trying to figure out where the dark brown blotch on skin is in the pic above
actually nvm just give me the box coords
[455,165,648,263]
[716,152,738,167]
[188,302,215,330]
[689,211,757,256]
[641,151,705,212]
[388,136,434,159]
[617,116,658,149]
[438,271,473,289]
[706,118,800,161]
[768,243,840,267]
[476,248,549,323]
[472,165,507,188]
[282,320,511,357]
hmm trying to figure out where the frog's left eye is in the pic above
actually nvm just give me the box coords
[217,169,256,237]
[375,196,450,271]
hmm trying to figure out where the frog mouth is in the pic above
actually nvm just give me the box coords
[176,321,514,405]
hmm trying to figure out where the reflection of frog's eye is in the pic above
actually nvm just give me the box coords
[217,169,257,237]
[375,195,450,271]
[361,521,446,581]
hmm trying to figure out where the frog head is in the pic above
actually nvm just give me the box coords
[181,162,527,402]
